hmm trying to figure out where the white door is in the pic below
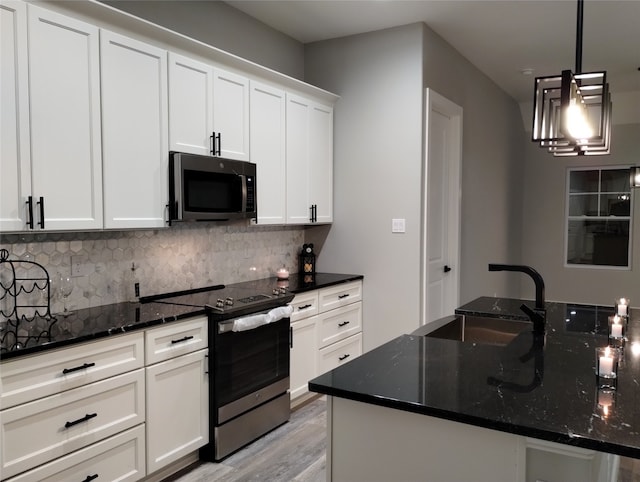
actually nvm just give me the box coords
[168,53,214,156]
[422,89,462,325]
[0,1,31,231]
[28,5,103,231]
[250,80,286,225]
[100,30,168,229]
[212,68,250,161]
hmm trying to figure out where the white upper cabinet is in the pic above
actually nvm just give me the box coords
[286,93,334,224]
[100,30,168,229]
[168,55,250,161]
[250,80,286,225]
[212,68,250,161]
[0,1,31,232]
[168,53,214,156]
[26,4,104,231]
[309,103,334,224]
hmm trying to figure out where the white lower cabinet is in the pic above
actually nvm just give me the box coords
[5,425,146,482]
[1,369,145,479]
[145,348,209,474]
[289,280,363,402]
[144,316,209,475]
[290,316,318,400]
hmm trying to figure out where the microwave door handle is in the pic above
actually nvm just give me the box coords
[240,174,247,212]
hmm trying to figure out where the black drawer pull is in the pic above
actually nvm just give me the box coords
[82,475,99,482]
[62,362,95,375]
[338,321,350,327]
[171,335,194,344]
[338,294,350,299]
[338,354,350,361]
[298,304,312,310]
[65,412,97,429]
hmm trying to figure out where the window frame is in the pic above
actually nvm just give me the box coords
[564,165,633,270]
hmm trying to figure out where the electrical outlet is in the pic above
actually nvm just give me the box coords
[70,255,90,277]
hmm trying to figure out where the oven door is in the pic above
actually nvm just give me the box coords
[213,315,290,423]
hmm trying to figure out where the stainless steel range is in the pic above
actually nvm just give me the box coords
[143,282,294,461]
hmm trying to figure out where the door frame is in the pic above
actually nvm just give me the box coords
[420,88,463,326]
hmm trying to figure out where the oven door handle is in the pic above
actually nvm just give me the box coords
[218,305,294,334]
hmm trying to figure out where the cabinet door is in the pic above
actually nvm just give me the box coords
[309,102,334,223]
[168,52,214,156]
[285,93,311,224]
[213,67,250,161]
[146,349,209,474]
[250,80,286,224]
[27,5,103,231]
[0,1,31,231]
[290,316,318,400]
[101,30,168,229]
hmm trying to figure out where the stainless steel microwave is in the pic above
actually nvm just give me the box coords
[169,152,257,222]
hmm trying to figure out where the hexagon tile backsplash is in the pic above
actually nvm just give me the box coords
[0,223,304,315]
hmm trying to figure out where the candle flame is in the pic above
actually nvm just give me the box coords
[603,405,609,417]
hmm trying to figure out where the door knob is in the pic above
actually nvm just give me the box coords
[444,265,452,273]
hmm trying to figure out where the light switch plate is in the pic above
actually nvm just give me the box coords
[392,218,406,233]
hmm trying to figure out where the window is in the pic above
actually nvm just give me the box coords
[566,167,632,268]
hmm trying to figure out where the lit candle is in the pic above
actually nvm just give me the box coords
[611,317,623,338]
[599,347,614,377]
[617,298,628,316]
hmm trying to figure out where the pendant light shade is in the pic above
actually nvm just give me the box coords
[531,0,612,156]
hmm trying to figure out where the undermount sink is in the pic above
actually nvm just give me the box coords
[416,314,532,347]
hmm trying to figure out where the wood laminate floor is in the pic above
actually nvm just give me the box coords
[170,396,327,482]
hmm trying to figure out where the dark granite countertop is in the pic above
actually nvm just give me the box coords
[0,272,362,360]
[309,296,640,459]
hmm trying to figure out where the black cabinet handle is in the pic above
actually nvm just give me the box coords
[171,335,194,344]
[82,475,99,482]
[62,362,95,375]
[298,304,312,310]
[65,412,97,429]
[26,196,34,229]
[37,196,45,229]
[444,265,452,273]
[338,294,350,300]
[210,132,221,156]
[309,204,317,222]
[338,354,350,361]
[289,326,293,349]
[338,321,350,327]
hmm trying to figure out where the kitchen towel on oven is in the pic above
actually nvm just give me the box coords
[231,304,294,332]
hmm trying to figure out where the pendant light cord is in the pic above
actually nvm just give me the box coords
[575,0,583,74]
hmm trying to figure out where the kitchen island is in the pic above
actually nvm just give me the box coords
[309,297,640,482]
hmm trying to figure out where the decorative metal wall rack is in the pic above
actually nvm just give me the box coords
[0,248,55,352]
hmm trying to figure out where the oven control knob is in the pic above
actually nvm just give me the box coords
[272,288,279,295]
[279,287,287,295]
[225,297,234,306]
[216,298,224,308]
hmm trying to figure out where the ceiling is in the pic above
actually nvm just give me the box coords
[225,0,640,104]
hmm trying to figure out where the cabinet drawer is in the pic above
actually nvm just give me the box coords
[1,369,145,479]
[318,280,362,313]
[318,302,362,349]
[0,331,144,409]
[5,425,146,482]
[289,291,319,322]
[145,316,208,365]
[318,333,362,375]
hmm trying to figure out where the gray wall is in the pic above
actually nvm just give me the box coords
[520,123,640,306]
[101,0,304,80]
[304,23,526,350]
[304,24,425,351]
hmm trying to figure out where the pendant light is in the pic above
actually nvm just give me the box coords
[531,0,612,156]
